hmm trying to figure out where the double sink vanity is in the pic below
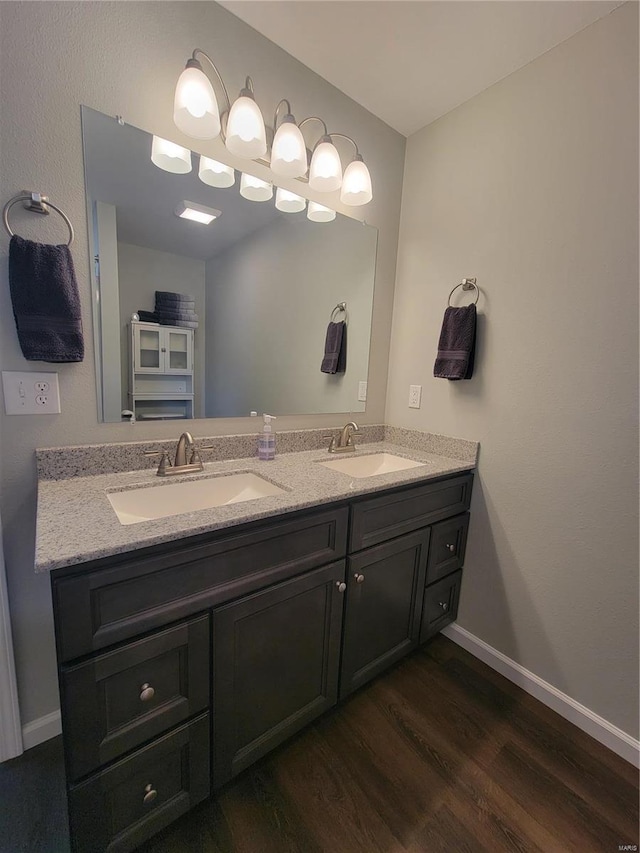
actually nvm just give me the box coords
[36,424,477,853]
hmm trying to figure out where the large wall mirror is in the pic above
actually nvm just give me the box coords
[82,107,378,422]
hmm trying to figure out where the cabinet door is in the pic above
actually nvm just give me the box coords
[420,570,462,643]
[340,529,429,699]
[133,324,162,372]
[213,560,345,787]
[165,328,192,373]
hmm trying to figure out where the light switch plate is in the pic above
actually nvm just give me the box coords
[357,380,368,402]
[408,384,422,409]
[2,371,61,415]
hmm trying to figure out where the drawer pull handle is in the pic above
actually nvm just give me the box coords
[354,573,365,584]
[336,581,347,593]
[439,601,449,611]
[143,784,158,805]
[446,544,456,553]
[140,683,155,702]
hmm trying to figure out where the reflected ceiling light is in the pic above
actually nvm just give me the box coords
[275,187,306,213]
[151,136,192,174]
[173,58,221,139]
[240,172,273,202]
[307,201,336,223]
[175,201,222,224]
[308,135,342,192]
[340,154,373,206]
[270,100,307,178]
[198,155,235,188]
[226,78,267,160]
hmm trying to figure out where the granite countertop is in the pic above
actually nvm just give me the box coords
[35,438,476,573]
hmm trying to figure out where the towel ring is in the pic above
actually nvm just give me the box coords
[330,301,348,323]
[448,277,479,307]
[3,192,74,246]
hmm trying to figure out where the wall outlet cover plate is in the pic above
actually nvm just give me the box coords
[2,371,61,415]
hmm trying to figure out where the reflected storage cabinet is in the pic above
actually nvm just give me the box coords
[51,471,473,852]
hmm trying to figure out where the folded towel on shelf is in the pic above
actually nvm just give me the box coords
[155,291,195,305]
[154,309,199,322]
[8,235,84,362]
[321,320,347,374]
[159,318,199,329]
[433,304,476,380]
[137,310,159,323]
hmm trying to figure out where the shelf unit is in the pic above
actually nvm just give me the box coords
[129,321,194,420]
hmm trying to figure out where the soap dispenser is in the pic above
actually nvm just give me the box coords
[257,413,277,460]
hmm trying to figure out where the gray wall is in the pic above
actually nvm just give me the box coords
[0,1,405,728]
[386,3,639,737]
[117,243,206,416]
[205,216,376,417]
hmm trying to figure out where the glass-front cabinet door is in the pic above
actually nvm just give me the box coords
[166,329,192,373]
[134,325,162,372]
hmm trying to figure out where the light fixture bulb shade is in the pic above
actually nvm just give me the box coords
[275,187,306,213]
[198,155,235,188]
[239,172,273,202]
[340,156,373,206]
[307,201,336,222]
[151,135,192,174]
[308,138,342,192]
[173,65,221,139]
[225,92,267,159]
[270,118,307,178]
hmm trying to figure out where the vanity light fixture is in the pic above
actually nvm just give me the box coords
[198,155,235,188]
[239,172,273,202]
[307,200,336,222]
[225,78,267,160]
[151,136,192,174]
[173,58,221,139]
[275,187,306,213]
[302,118,343,192]
[330,133,373,206]
[175,201,221,225]
[270,100,307,178]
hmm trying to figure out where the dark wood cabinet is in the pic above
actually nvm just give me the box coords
[340,529,430,698]
[51,471,473,853]
[213,561,346,786]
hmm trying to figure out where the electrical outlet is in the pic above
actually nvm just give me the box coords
[2,371,61,415]
[408,384,422,409]
[357,380,367,402]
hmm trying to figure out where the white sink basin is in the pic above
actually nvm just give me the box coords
[107,472,286,525]
[321,452,428,478]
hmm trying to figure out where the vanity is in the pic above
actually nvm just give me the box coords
[38,430,476,853]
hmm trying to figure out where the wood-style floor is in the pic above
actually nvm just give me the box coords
[1,636,637,853]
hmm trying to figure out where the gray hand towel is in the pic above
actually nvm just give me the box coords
[154,309,199,322]
[434,304,476,380]
[321,321,347,374]
[155,291,195,305]
[8,235,84,362]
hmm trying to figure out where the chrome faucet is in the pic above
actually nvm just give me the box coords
[144,432,215,476]
[325,421,361,454]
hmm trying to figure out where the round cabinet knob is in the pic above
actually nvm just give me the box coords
[336,581,347,593]
[354,573,365,584]
[446,544,456,553]
[143,784,158,805]
[439,601,449,611]
[139,683,155,702]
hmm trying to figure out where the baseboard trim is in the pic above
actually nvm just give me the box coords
[441,624,640,768]
[21,709,62,751]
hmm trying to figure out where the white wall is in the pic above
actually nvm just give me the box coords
[205,216,376,417]
[118,243,206,416]
[386,3,638,737]
[0,1,404,731]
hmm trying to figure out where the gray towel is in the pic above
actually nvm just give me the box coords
[321,321,346,374]
[155,291,195,305]
[434,304,476,380]
[154,309,199,322]
[8,235,84,362]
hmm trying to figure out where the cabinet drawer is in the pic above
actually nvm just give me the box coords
[426,513,469,584]
[350,473,473,552]
[60,615,209,781]
[67,713,209,853]
[53,506,348,662]
[420,570,462,643]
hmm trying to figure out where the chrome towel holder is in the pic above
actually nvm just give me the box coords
[3,191,75,246]
[330,301,348,323]
[448,277,479,306]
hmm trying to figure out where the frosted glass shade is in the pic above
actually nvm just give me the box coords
[225,92,267,159]
[270,118,307,178]
[198,156,235,188]
[240,172,273,202]
[151,136,192,174]
[307,201,336,222]
[275,187,306,213]
[340,156,373,206]
[308,137,342,192]
[173,65,221,140]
